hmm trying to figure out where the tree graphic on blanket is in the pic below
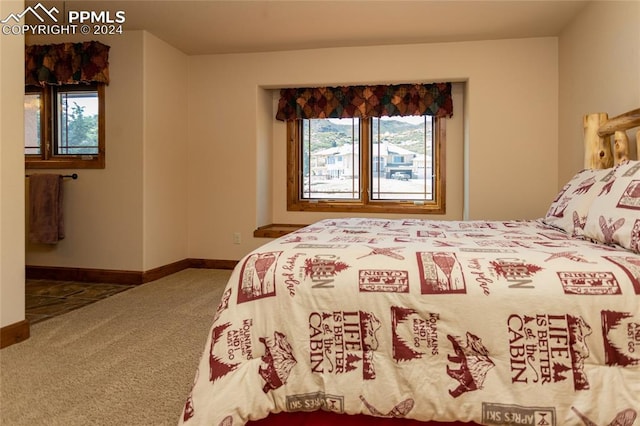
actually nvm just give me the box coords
[489,260,542,279]
[303,258,349,278]
[552,363,571,382]
[345,353,361,372]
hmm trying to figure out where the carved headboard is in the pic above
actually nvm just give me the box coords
[584,108,640,169]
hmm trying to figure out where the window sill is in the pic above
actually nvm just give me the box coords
[253,223,308,238]
[26,157,105,169]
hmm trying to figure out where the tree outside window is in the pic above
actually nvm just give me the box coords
[25,83,105,169]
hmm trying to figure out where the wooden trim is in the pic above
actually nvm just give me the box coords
[254,223,308,238]
[1,320,30,349]
[142,259,191,283]
[26,265,143,285]
[362,118,372,205]
[435,117,446,213]
[286,120,301,212]
[25,258,239,286]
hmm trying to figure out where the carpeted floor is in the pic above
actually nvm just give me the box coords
[0,268,231,426]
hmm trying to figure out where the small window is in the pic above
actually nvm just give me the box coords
[287,115,445,214]
[25,83,105,169]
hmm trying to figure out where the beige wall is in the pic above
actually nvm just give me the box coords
[187,37,559,261]
[25,32,145,271]
[558,0,640,185]
[24,31,189,272]
[0,1,26,328]
[142,32,189,271]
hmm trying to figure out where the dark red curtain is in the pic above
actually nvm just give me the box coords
[25,41,110,86]
[276,82,452,121]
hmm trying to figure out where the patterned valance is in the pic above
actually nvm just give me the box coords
[25,41,110,87]
[276,82,452,121]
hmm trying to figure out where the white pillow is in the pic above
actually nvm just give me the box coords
[583,160,640,253]
[543,167,616,237]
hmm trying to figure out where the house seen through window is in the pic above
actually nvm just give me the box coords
[288,114,445,214]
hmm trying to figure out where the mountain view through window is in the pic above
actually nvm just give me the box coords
[301,115,434,201]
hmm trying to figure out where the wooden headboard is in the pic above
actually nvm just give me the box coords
[584,108,640,169]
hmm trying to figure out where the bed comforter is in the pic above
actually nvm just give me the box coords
[180,218,640,426]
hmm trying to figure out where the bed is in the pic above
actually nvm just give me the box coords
[179,109,640,426]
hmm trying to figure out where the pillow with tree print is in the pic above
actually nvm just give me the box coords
[583,160,640,253]
[543,167,616,237]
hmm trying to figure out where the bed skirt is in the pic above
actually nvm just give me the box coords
[248,411,481,426]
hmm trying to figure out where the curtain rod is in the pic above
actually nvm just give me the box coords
[25,173,78,180]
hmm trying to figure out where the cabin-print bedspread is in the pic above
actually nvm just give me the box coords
[180,218,640,426]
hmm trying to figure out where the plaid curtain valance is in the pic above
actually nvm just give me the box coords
[276,82,452,121]
[25,41,110,87]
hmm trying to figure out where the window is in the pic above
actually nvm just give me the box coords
[287,115,445,214]
[25,83,105,169]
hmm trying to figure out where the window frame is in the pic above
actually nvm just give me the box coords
[286,116,446,214]
[25,83,105,169]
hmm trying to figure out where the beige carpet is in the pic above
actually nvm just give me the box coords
[0,268,231,426]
